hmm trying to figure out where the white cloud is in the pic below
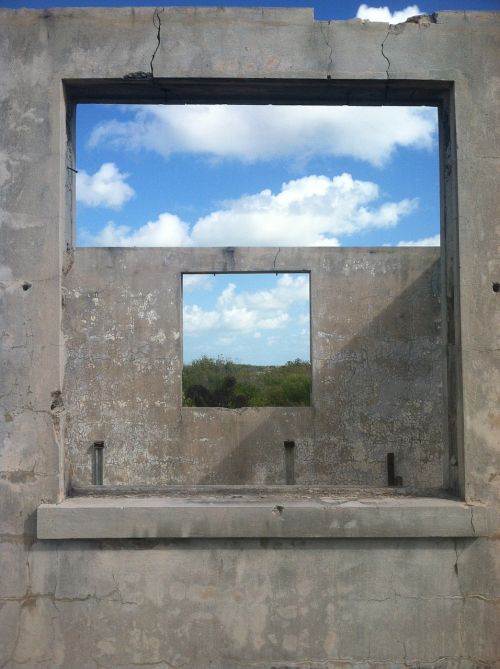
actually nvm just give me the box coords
[194,172,419,246]
[76,162,135,209]
[85,173,417,247]
[183,274,309,338]
[356,4,421,23]
[183,304,220,333]
[183,274,215,292]
[89,104,436,167]
[88,213,192,246]
[396,234,440,246]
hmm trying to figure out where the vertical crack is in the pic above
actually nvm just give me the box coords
[403,639,409,667]
[150,7,164,78]
[453,539,461,582]
[273,248,281,272]
[453,538,466,655]
[470,506,476,535]
[381,28,391,78]
[319,22,334,77]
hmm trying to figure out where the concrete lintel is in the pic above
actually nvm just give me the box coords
[37,497,487,540]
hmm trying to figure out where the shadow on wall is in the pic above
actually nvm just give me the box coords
[63,250,443,490]
[194,259,443,488]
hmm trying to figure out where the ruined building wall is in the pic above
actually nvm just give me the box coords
[64,247,443,488]
[1,8,499,668]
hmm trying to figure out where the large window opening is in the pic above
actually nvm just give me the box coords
[75,103,440,250]
[63,79,458,494]
[182,272,311,408]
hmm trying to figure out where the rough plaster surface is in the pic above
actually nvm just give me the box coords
[63,247,443,488]
[37,496,488,539]
[1,7,499,668]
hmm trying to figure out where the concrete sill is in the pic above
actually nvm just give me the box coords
[37,495,487,540]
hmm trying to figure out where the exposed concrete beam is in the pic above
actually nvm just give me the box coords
[38,496,487,539]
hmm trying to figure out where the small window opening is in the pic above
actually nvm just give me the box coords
[182,272,311,407]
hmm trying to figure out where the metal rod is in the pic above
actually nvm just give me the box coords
[284,441,295,485]
[93,441,104,485]
[387,452,395,487]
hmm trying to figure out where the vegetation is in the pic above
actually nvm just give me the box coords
[183,356,311,408]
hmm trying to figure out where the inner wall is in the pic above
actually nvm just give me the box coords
[64,247,444,488]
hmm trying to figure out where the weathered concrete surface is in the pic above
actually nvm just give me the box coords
[2,537,500,668]
[1,7,499,668]
[38,496,488,539]
[63,247,443,488]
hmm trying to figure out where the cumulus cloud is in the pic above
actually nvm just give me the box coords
[192,174,417,246]
[183,274,309,337]
[396,234,440,246]
[183,274,215,292]
[88,213,192,246]
[85,173,418,247]
[89,105,436,168]
[356,4,421,23]
[183,304,221,333]
[76,162,135,209]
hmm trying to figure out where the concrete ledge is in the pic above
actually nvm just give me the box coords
[37,496,487,539]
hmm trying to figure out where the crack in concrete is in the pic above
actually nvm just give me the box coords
[229,654,500,668]
[0,469,55,484]
[381,28,391,78]
[453,539,464,591]
[3,589,499,607]
[0,591,127,605]
[470,506,477,535]
[461,593,500,602]
[0,536,36,668]
[453,538,467,656]
[120,661,186,668]
[110,570,141,606]
[319,22,333,76]
[150,7,164,78]
[273,248,281,272]
[402,639,408,666]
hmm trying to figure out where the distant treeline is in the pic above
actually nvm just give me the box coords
[183,356,311,408]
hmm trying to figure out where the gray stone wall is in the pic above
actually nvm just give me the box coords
[64,247,443,488]
[1,8,499,668]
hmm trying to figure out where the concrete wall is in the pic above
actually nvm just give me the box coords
[64,247,443,488]
[1,8,499,668]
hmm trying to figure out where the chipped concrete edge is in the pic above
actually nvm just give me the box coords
[37,498,488,539]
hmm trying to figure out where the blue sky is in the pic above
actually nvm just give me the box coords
[3,0,499,16]
[8,0,496,364]
[183,272,311,364]
[75,99,440,364]
[77,103,440,248]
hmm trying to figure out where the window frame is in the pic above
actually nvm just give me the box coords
[63,77,462,498]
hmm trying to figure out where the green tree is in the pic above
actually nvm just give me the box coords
[183,357,311,408]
